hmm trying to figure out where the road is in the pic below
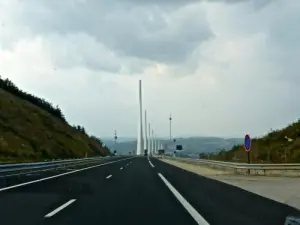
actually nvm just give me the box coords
[0,156,299,225]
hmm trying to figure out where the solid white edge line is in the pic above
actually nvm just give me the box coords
[158,173,210,225]
[0,157,135,192]
[106,174,112,179]
[45,199,76,218]
[148,160,155,168]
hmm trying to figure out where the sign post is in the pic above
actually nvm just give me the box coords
[244,134,251,175]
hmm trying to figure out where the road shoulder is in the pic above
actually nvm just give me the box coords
[159,158,300,210]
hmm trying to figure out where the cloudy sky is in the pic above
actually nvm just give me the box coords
[0,0,299,139]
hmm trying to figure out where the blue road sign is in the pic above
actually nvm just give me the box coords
[244,134,251,152]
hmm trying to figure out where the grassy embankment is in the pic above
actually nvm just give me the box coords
[209,122,300,163]
[0,78,110,163]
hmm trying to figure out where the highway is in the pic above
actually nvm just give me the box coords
[0,156,299,225]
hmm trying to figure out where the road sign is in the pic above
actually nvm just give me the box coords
[244,134,251,152]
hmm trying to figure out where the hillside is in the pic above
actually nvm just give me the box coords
[210,120,300,163]
[102,137,244,155]
[102,140,137,154]
[0,77,110,162]
[163,137,243,153]
[104,121,300,163]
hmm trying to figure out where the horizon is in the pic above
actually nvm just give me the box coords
[101,135,245,141]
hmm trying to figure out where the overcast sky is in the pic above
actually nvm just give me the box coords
[0,0,299,139]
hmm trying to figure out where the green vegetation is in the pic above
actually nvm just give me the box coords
[0,77,66,122]
[0,76,110,162]
[208,121,300,163]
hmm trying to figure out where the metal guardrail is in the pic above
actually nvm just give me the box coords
[0,156,109,177]
[162,156,300,175]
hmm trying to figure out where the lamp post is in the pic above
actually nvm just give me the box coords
[148,123,151,155]
[169,113,172,141]
[137,80,144,155]
[144,110,148,155]
[114,130,117,155]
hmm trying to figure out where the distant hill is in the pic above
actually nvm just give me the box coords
[102,140,137,154]
[103,121,300,163]
[101,137,136,143]
[0,76,110,162]
[163,137,243,153]
[102,137,244,155]
[211,119,300,163]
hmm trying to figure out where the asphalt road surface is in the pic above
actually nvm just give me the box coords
[0,156,300,225]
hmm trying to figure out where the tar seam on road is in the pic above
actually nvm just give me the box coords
[0,157,135,192]
[148,160,155,168]
[106,174,112,179]
[158,173,210,225]
[44,199,76,218]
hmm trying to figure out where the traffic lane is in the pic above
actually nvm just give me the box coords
[44,157,198,225]
[0,157,133,225]
[0,157,134,225]
[0,156,129,189]
[2,157,133,194]
[152,157,300,225]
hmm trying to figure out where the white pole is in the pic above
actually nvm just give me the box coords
[154,133,157,154]
[144,110,148,153]
[154,136,157,153]
[148,123,151,155]
[152,129,155,154]
[137,80,144,155]
[169,113,172,140]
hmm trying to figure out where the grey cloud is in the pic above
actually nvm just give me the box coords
[256,1,300,83]
[0,0,279,76]
[46,34,122,73]
[116,0,269,4]
[105,10,213,63]
[3,0,271,70]
[2,0,300,138]
[118,0,273,10]
[45,33,153,74]
[11,0,213,65]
